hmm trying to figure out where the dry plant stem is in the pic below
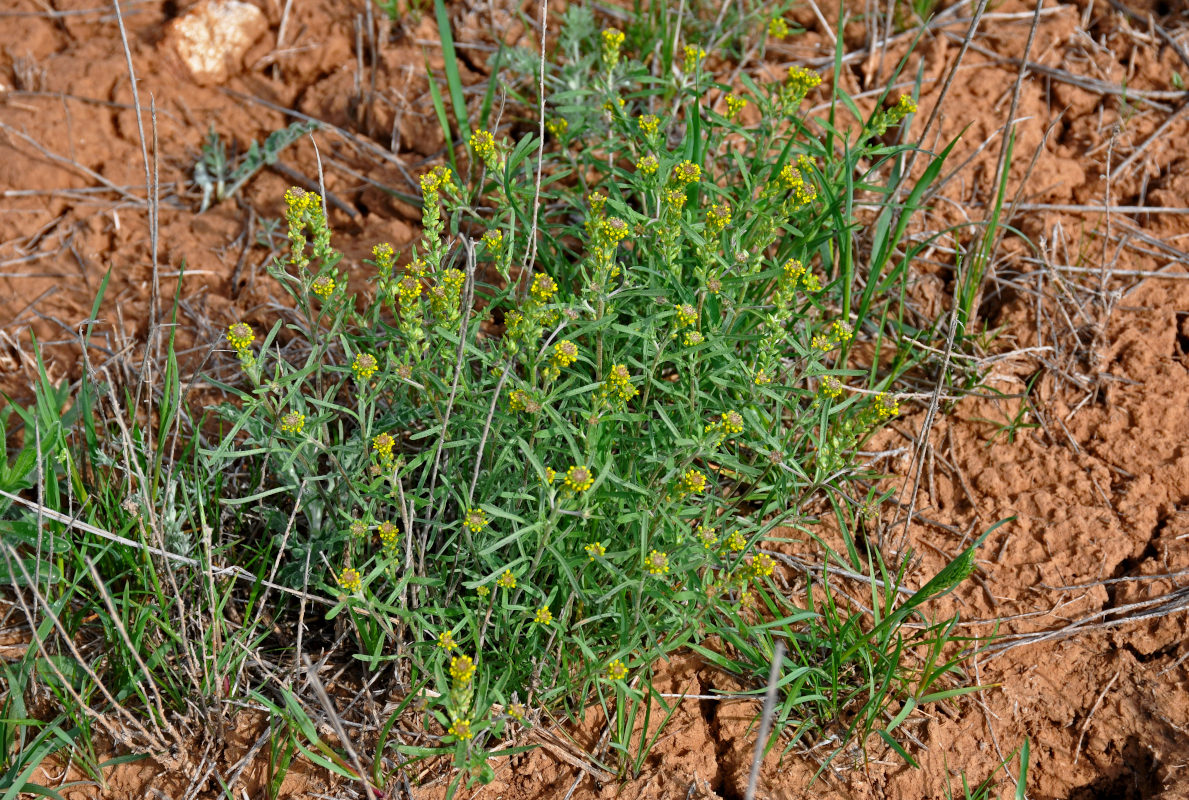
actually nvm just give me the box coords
[519,0,549,275]
[744,641,785,800]
[301,654,380,800]
[1073,667,1120,766]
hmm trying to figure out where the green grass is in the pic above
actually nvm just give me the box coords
[0,3,1006,798]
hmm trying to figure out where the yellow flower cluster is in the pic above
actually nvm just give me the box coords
[533,606,553,624]
[706,202,731,236]
[352,352,378,381]
[552,340,579,368]
[748,552,776,579]
[310,274,335,298]
[682,44,705,72]
[379,521,400,548]
[638,114,660,137]
[893,94,917,117]
[725,93,747,120]
[470,129,496,166]
[664,188,687,212]
[585,541,606,560]
[372,432,396,459]
[601,217,630,242]
[450,654,476,684]
[429,268,465,320]
[636,155,658,175]
[672,160,701,185]
[786,65,822,97]
[821,375,843,399]
[482,229,503,250]
[874,392,900,419]
[509,388,539,414]
[754,368,773,386]
[680,468,707,495]
[338,567,362,593]
[496,570,516,589]
[684,331,705,346]
[448,719,472,740]
[606,659,628,681]
[603,363,638,403]
[812,334,833,352]
[601,28,625,68]
[674,303,698,327]
[726,531,746,552]
[564,465,594,493]
[769,17,789,38]
[279,411,304,435]
[831,320,854,344]
[464,507,488,533]
[546,117,568,138]
[719,410,744,435]
[530,273,557,303]
[372,242,394,277]
[698,525,718,549]
[227,322,254,352]
[420,165,454,196]
[646,549,670,576]
[284,186,320,215]
[349,520,368,539]
[395,275,420,306]
[438,630,457,650]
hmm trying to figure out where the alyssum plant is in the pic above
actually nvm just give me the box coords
[208,16,972,793]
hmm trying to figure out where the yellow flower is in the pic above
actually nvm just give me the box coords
[482,229,503,250]
[601,217,630,242]
[279,411,305,435]
[672,160,701,185]
[585,541,606,561]
[476,584,491,598]
[698,525,718,549]
[812,334,833,352]
[227,322,255,352]
[601,28,625,68]
[874,392,900,419]
[683,331,705,346]
[821,376,843,399]
[636,155,658,175]
[349,519,368,539]
[552,340,579,368]
[802,272,822,292]
[748,552,776,579]
[606,658,629,681]
[831,320,854,344]
[396,274,421,305]
[372,432,396,459]
[638,114,660,137]
[786,64,822,95]
[663,188,688,212]
[508,702,527,721]
[378,521,400,547]
[338,567,362,593]
[725,531,746,552]
[352,352,379,381]
[449,654,476,684]
[464,507,488,533]
[588,191,608,215]
[679,469,707,495]
[603,363,638,404]
[447,718,473,740]
[497,570,517,589]
[754,369,773,386]
[646,549,669,576]
[782,258,805,285]
[438,630,457,650]
[310,274,335,298]
[470,129,496,164]
[372,242,395,275]
[674,303,697,327]
[894,94,918,116]
[509,388,540,414]
[769,17,789,38]
[564,465,594,493]
[682,44,705,72]
[725,93,747,120]
[719,410,744,435]
[546,117,569,137]
[530,273,557,303]
[544,467,557,484]
[706,202,731,235]
[532,606,553,625]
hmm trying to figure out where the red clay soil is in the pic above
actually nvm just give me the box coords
[3,0,1188,798]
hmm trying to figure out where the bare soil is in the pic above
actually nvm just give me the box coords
[2,0,1187,798]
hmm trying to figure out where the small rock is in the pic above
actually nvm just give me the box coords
[164,0,268,86]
